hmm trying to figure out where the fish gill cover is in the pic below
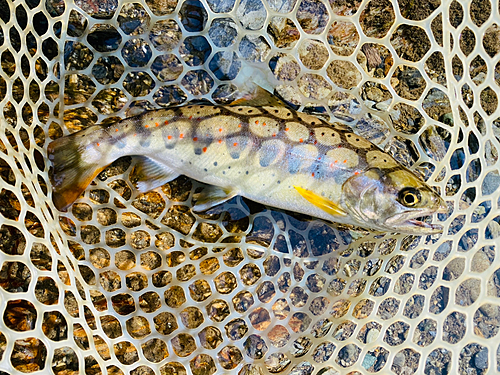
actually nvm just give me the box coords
[0,0,499,374]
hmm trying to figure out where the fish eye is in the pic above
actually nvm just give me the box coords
[398,187,421,207]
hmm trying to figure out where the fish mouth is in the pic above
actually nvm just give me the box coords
[398,218,443,234]
[384,199,448,235]
[385,215,443,234]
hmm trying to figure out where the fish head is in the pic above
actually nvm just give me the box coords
[341,167,447,234]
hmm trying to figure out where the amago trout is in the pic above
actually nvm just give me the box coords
[48,88,447,234]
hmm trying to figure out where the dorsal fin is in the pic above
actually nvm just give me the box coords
[229,85,292,108]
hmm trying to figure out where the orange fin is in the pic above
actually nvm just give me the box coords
[131,156,179,192]
[294,186,347,217]
[48,128,104,212]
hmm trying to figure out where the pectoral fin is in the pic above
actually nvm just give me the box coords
[132,156,179,192]
[294,186,347,217]
[192,186,238,212]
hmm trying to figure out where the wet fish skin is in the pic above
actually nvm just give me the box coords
[49,102,446,234]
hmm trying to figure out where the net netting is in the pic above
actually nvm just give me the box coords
[0,0,499,374]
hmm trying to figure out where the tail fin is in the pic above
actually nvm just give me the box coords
[48,126,107,212]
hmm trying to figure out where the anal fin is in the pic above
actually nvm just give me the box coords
[294,186,347,217]
[132,156,179,192]
[192,185,238,212]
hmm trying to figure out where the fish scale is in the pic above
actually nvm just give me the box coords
[48,92,447,234]
[114,105,371,200]
[124,104,374,170]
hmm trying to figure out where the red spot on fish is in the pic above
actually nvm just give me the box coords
[233,142,238,147]
[219,128,223,132]
[255,120,259,124]
[314,140,317,145]
[134,134,137,137]
[238,124,242,128]
[312,172,315,177]
[334,160,338,163]
[96,143,100,146]
[285,128,289,131]
[272,133,276,137]
[203,147,207,153]
[343,159,347,163]
[180,134,184,139]
[168,135,172,140]
[299,138,303,143]
[189,116,192,119]
[115,128,118,132]
[164,120,169,125]
[155,122,159,127]
[145,125,149,128]
[330,163,334,168]
[263,122,266,126]
[354,171,359,175]
[218,139,222,144]
[193,137,198,141]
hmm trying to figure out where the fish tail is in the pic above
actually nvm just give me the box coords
[48,126,108,211]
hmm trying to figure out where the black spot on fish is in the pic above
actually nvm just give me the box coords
[214,162,217,166]
[246,171,249,175]
[194,148,202,155]
[204,168,208,172]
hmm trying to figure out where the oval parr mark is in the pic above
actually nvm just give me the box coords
[259,139,286,167]
[198,115,242,138]
[366,150,399,168]
[285,122,309,143]
[287,144,319,174]
[326,148,359,169]
[226,136,249,159]
[249,117,280,138]
[297,113,323,125]
[263,106,293,119]
[314,127,341,146]
[345,133,372,149]
[161,120,192,148]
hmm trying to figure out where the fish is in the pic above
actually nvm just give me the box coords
[48,87,447,234]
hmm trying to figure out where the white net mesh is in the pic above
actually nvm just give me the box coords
[0,0,499,374]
